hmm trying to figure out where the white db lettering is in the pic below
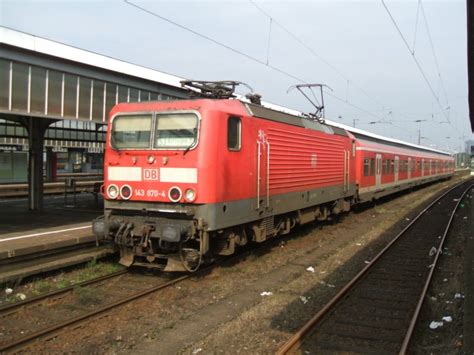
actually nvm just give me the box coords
[144,169,159,181]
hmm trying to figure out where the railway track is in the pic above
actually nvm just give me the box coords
[0,220,299,353]
[0,180,102,198]
[0,268,189,352]
[277,179,473,354]
[1,179,469,352]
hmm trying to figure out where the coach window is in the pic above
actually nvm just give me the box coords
[363,158,370,176]
[227,116,241,151]
[383,160,389,174]
[370,158,375,176]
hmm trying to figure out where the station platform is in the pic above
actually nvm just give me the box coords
[0,193,114,283]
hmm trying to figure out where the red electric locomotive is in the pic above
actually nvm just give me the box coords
[93,81,453,272]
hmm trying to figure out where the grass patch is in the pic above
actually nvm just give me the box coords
[1,260,124,305]
[35,280,55,294]
[73,259,123,284]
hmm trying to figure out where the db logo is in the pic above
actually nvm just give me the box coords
[143,169,159,181]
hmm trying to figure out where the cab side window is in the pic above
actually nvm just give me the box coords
[227,116,241,151]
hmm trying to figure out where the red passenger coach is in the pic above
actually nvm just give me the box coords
[352,132,454,202]
[93,83,453,272]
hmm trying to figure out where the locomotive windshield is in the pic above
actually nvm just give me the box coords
[154,113,198,149]
[111,114,152,149]
[111,112,198,150]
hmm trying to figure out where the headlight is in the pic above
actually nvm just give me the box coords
[184,188,196,202]
[107,184,119,199]
[120,185,132,200]
[168,187,182,202]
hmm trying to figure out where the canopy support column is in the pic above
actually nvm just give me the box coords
[27,117,53,211]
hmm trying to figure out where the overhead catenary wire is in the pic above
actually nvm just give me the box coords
[325,91,384,121]
[248,0,430,130]
[248,1,415,126]
[123,0,388,123]
[411,0,421,54]
[123,0,304,83]
[419,0,450,109]
[380,0,450,124]
[123,0,448,142]
[387,0,462,139]
[249,0,386,111]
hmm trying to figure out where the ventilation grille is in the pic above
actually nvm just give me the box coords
[260,216,274,236]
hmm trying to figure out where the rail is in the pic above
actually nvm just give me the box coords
[0,180,103,198]
[56,173,103,178]
[277,179,473,354]
[0,270,190,352]
[0,269,128,314]
[0,228,302,352]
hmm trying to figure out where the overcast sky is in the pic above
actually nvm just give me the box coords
[1,0,471,152]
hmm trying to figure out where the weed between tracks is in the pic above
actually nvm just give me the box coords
[1,260,123,306]
[74,285,103,305]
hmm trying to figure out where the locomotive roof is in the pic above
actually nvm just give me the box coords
[242,102,348,137]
